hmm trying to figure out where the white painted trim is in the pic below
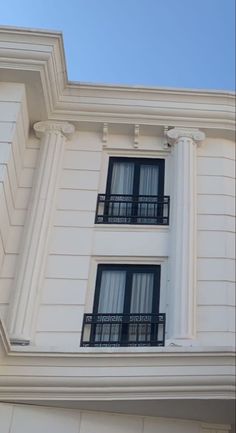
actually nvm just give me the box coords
[7,121,75,344]
[84,255,169,316]
[0,27,235,133]
[0,319,235,402]
[167,128,206,341]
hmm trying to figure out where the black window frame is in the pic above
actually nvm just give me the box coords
[80,264,166,347]
[93,264,161,316]
[94,156,169,225]
[105,157,165,198]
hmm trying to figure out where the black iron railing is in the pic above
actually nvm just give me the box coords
[80,313,166,347]
[95,194,170,225]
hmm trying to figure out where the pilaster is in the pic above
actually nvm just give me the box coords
[7,121,75,345]
[166,127,205,343]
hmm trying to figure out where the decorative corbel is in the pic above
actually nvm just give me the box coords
[134,124,140,148]
[102,122,108,146]
[162,126,172,149]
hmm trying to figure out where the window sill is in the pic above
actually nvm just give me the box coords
[93,224,170,232]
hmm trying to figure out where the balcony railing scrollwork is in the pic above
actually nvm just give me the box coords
[95,194,170,225]
[80,313,166,347]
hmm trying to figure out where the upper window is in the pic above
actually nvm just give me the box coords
[95,157,169,225]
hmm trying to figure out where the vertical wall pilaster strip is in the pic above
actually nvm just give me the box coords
[166,127,205,342]
[7,121,75,344]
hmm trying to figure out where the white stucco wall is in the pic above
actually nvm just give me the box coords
[35,130,171,346]
[0,83,31,322]
[0,403,230,433]
[0,82,235,348]
[196,138,235,345]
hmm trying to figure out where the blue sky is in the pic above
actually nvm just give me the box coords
[1,0,235,90]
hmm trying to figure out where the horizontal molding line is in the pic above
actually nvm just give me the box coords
[197,229,235,232]
[45,277,88,281]
[0,230,7,255]
[36,330,82,334]
[64,149,102,153]
[0,277,14,280]
[66,148,103,152]
[197,330,235,333]
[197,155,235,161]
[40,303,86,306]
[56,209,95,213]
[53,225,94,229]
[1,181,30,216]
[197,304,235,308]
[61,168,100,173]
[197,174,235,179]
[57,208,96,212]
[1,183,12,224]
[197,278,235,284]
[53,224,94,232]
[48,253,91,257]
[7,165,32,200]
[62,167,100,171]
[53,102,236,120]
[197,213,235,217]
[197,193,235,197]
[197,257,235,261]
[60,187,98,192]
[197,257,235,260]
[51,110,235,127]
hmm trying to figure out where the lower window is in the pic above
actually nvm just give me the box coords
[81,265,166,347]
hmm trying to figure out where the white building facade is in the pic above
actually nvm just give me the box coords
[0,27,235,432]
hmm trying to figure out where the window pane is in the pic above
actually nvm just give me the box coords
[110,162,134,194]
[139,164,159,195]
[97,270,126,314]
[138,165,159,223]
[129,272,154,342]
[130,272,154,313]
[109,162,134,222]
[96,270,126,343]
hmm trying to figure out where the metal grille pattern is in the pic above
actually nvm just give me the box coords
[95,194,170,225]
[80,313,166,347]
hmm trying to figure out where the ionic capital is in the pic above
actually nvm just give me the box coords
[166,127,205,146]
[33,121,75,140]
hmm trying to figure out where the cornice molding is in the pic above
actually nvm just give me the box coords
[0,26,235,133]
[0,319,235,402]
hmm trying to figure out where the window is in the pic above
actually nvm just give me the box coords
[95,157,169,225]
[81,264,166,347]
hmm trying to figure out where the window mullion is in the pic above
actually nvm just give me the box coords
[132,161,140,222]
[122,270,132,345]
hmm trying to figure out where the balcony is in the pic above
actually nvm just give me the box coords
[95,194,170,225]
[80,313,166,347]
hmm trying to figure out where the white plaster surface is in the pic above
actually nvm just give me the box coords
[0,83,235,348]
[0,403,231,433]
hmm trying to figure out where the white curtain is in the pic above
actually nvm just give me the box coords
[138,164,159,222]
[109,162,134,221]
[139,164,159,195]
[130,272,154,313]
[111,162,134,194]
[129,272,154,342]
[98,270,125,313]
[96,270,126,343]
